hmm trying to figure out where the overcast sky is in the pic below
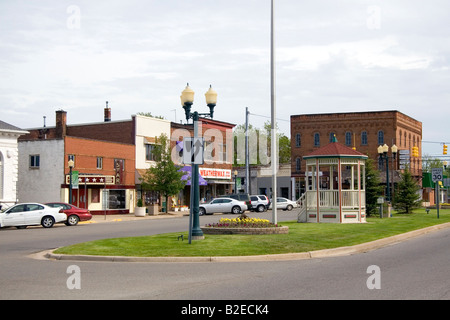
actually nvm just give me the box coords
[1,0,449,157]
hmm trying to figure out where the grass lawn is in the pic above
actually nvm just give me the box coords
[54,209,450,257]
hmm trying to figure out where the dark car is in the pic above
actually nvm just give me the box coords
[45,202,92,226]
[219,193,251,211]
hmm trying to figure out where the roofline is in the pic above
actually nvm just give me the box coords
[290,110,421,123]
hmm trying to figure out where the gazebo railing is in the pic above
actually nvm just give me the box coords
[306,190,364,208]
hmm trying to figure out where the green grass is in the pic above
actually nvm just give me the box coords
[54,209,450,257]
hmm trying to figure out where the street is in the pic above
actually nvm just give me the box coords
[0,210,449,301]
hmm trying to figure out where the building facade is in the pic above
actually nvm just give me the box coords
[291,110,422,200]
[0,120,28,208]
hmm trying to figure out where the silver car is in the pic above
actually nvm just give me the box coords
[269,197,298,211]
[199,198,247,215]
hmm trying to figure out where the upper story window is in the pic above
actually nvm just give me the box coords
[378,130,384,145]
[295,133,301,147]
[329,132,336,143]
[361,131,368,145]
[314,133,320,147]
[345,131,352,146]
[30,155,40,169]
[145,144,157,161]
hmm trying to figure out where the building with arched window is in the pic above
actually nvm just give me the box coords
[291,111,422,200]
[0,120,28,208]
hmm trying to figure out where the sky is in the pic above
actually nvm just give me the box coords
[1,0,449,158]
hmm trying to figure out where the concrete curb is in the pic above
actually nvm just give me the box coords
[38,222,450,263]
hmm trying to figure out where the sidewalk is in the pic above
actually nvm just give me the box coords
[81,211,188,224]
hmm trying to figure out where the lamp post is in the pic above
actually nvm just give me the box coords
[181,83,217,243]
[68,159,74,204]
[377,144,397,203]
[234,170,238,193]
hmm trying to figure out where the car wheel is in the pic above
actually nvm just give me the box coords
[231,206,241,214]
[199,207,206,216]
[286,204,293,211]
[65,215,79,226]
[41,216,55,228]
[257,205,265,212]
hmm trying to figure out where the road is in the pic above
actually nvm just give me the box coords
[1,210,449,302]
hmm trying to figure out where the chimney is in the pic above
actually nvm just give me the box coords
[55,110,67,139]
[104,101,111,122]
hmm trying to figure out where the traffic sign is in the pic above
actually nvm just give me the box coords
[432,168,443,182]
[183,137,204,165]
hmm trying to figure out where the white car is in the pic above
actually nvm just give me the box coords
[199,198,247,215]
[0,203,67,229]
[269,197,298,211]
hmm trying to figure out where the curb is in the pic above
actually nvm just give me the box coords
[38,222,450,263]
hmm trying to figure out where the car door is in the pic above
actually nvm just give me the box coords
[2,204,26,227]
[207,199,222,213]
[221,199,233,212]
[23,204,45,225]
[277,197,287,209]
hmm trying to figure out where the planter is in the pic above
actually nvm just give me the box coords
[147,205,159,216]
[201,226,289,235]
[134,207,146,217]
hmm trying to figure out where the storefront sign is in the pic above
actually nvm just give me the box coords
[66,175,115,185]
[199,168,231,180]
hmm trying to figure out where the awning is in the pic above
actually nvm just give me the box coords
[180,166,208,186]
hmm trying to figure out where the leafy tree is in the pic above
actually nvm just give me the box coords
[365,157,384,216]
[140,134,186,213]
[393,167,421,213]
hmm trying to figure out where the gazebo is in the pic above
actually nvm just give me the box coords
[297,140,368,223]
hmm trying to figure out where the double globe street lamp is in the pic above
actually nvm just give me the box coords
[180,83,217,243]
[377,143,398,203]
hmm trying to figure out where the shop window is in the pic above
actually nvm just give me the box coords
[108,190,126,209]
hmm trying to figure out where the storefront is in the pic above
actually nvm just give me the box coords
[62,174,135,215]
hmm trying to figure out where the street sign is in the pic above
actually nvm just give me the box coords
[432,168,443,182]
[183,137,204,165]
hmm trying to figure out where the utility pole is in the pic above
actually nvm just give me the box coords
[245,107,250,194]
[270,0,278,224]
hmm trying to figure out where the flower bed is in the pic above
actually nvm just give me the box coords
[201,217,289,235]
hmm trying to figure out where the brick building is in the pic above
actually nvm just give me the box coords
[290,110,422,199]
[171,117,235,205]
[18,110,136,214]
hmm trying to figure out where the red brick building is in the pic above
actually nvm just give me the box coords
[290,110,422,199]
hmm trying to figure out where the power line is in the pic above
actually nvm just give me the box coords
[248,112,289,122]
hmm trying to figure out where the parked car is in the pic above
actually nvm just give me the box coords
[219,193,251,210]
[269,197,298,211]
[0,203,67,229]
[199,198,247,215]
[45,202,92,226]
[250,195,270,212]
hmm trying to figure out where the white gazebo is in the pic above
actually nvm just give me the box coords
[297,140,368,223]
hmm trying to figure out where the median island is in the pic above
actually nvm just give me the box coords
[54,210,449,258]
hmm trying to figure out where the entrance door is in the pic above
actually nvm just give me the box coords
[78,188,87,209]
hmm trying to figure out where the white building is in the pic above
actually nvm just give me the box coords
[0,120,28,208]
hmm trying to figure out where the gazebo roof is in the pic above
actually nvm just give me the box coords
[303,142,368,159]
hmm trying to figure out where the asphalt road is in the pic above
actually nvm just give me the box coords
[1,210,449,302]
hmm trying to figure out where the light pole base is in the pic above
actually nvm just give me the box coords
[191,235,205,240]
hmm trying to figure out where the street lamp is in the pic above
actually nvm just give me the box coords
[68,159,74,204]
[377,144,397,203]
[234,170,238,193]
[180,83,217,243]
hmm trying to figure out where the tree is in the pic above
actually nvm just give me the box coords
[140,134,186,213]
[365,157,384,216]
[393,167,421,213]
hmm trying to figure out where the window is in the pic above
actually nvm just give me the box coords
[30,155,40,168]
[108,190,126,209]
[145,144,157,161]
[314,133,320,147]
[361,131,368,145]
[378,130,384,145]
[97,157,103,169]
[295,133,301,147]
[296,157,301,172]
[219,143,227,163]
[345,131,352,146]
